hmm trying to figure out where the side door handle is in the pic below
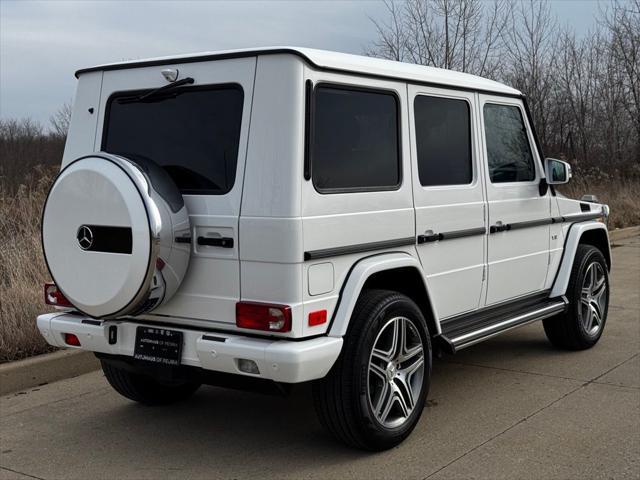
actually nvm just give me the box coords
[489,222,511,233]
[197,236,234,248]
[417,231,443,244]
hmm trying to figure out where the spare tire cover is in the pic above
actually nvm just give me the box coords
[42,153,191,319]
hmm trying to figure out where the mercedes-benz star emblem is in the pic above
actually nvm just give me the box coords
[77,225,94,250]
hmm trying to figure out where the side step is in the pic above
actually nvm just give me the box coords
[438,296,568,354]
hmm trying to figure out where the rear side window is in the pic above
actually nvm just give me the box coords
[103,85,244,195]
[414,95,472,186]
[483,103,535,183]
[311,85,400,192]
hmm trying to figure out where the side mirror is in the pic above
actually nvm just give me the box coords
[544,158,572,185]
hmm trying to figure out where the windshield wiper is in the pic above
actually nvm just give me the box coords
[118,77,195,104]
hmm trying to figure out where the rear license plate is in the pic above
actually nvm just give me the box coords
[134,327,183,365]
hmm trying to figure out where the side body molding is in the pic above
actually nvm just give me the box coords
[327,252,440,338]
[550,221,611,298]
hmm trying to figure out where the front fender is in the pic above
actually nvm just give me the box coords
[327,252,439,338]
[550,221,610,298]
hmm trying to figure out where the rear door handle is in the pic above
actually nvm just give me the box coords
[489,222,511,233]
[417,229,444,244]
[197,236,234,248]
[417,232,443,244]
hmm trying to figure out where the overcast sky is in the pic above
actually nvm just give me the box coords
[1,0,601,126]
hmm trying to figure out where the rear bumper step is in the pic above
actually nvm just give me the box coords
[37,313,342,384]
[440,297,568,353]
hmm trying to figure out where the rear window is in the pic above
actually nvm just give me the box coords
[311,85,400,192]
[103,85,244,195]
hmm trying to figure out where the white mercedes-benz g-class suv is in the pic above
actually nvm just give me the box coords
[38,47,611,451]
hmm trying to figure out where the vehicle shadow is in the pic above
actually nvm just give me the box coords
[64,379,379,478]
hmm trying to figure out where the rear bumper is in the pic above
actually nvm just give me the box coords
[37,313,342,383]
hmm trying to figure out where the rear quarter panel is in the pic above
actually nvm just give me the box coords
[298,68,416,336]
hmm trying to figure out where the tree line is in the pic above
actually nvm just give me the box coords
[0,105,70,193]
[367,0,639,176]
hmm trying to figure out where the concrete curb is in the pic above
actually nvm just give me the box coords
[609,226,640,242]
[0,349,100,395]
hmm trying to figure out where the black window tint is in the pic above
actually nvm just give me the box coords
[483,104,535,183]
[103,86,244,195]
[312,86,399,191]
[414,96,472,186]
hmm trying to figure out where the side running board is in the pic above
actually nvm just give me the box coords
[438,296,568,354]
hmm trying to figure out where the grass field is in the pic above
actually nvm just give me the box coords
[0,168,56,362]
[0,167,638,362]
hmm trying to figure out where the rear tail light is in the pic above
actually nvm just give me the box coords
[236,302,292,333]
[64,333,81,346]
[44,283,72,307]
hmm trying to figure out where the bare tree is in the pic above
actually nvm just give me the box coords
[366,0,408,61]
[368,0,511,78]
[0,118,64,192]
[49,102,72,139]
[603,0,640,162]
[554,28,612,165]
[501,1,557,149]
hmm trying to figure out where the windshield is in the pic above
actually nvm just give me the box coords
[103,84,244,195]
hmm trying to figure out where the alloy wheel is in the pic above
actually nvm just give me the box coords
[580,261,607,336]
[367,316,425,428]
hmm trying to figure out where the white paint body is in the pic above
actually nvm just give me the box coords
[37,47,610,383]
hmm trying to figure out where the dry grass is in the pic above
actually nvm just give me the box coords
[0,167,56,362]
[0,166,637,363]
[558,175,640,229]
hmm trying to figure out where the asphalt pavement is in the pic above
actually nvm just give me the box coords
[1,233,638,480]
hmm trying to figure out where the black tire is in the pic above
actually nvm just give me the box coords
[313,289,431,451]
[101,361,200,406]
[543,244,609,350]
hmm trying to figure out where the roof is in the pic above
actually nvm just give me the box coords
[75,46,521,97]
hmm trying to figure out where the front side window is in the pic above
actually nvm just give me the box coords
[414,95,472,186]
[483,103,535,183]
[103,85,244,195]
[311,85,400,192]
